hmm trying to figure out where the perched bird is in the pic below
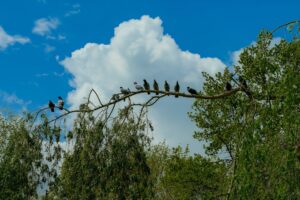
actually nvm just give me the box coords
[187,87,197,95]
[57,96,64,110]
[120,87,130,95]
[48,100,55,112]
[226,82,232,91]
[143,79,150,94]
[134,82,143,91]
[174,81,180,98]
[120,87,130,101]
[164,81,170,95]
[153,80,159,95]
[112,94,120,101]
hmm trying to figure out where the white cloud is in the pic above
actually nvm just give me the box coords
[65,3,81,17]
[0,26,30,50]
[0,91,31,111]
[60,15,226,153]
[32,17,60,38]
[44,44,55,53]
[35,73,49,77]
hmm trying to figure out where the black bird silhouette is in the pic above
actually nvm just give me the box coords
[48,100,55,112]
[174,81,180,98]
[153,80,159,95]
[187,87,197,95]
[57,96,64,110]
[143,79,150,94]
[238,76,251,97]
[226,82,232,91]
[164,81,170,95]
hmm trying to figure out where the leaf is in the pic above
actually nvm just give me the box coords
[287,23,295,32]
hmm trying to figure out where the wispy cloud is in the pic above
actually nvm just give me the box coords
[0,26,30,50]
[65,3,81,17]
[0,91,31,110]
[32,17,60,38]
[44,44,55,53]
[53,72,65,77]
[37,0,46,4]
[35,73,49,77]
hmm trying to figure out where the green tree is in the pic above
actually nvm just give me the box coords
[190,32,300,199]
[0,113,58,199]
[160,146,228,200]
[46,106,154,199]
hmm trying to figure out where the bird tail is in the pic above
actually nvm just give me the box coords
[147,91,150,95]
[156,91,159,95]
[175,93,178,98]
[51,108,54,112]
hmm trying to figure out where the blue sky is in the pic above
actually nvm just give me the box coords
[0,0,299,153]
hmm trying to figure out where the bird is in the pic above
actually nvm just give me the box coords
[111,94,120,101]
[48,100,55,112]
[164,81,170,95]
[153,80,159,95]
[134,82,143,91]
[120,87,130,101]
[143,79,150,94]
[187,87,197,95]
[120,87,130,95]
[57,96,64,110]
[226,82,232,91]
[174,81,180,98]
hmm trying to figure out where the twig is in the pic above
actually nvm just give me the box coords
[271,20,300,34]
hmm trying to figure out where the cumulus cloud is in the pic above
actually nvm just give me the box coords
[0,26,30,50]
[60,15,226,153]
[32,17,60,38]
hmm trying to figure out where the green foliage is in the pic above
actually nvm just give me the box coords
[46,106,154,200]
[190,32,300,199]
[0,114,56,199]
[161,146,228,200]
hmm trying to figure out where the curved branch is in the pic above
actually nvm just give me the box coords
[87,88,103,106]
[39,87,242,125]
[271,20,300,34]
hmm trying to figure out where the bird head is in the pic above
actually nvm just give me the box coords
[58,96,62,100]
[120,87,123,89]
[134,82,137,85]
[187,86,190,90]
